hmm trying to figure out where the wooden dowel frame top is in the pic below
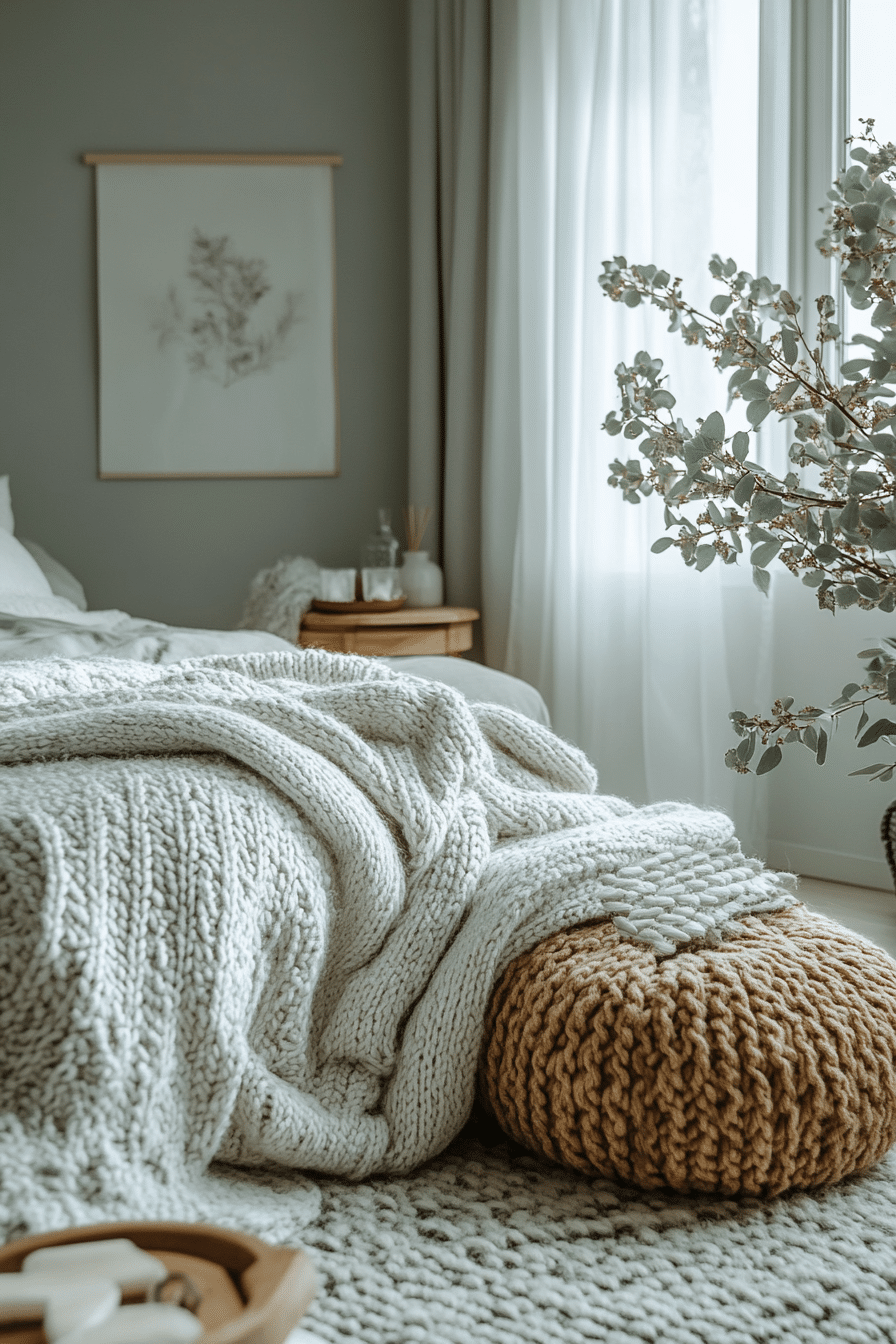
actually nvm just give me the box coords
[83,152,342,166]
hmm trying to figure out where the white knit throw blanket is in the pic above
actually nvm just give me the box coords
[0,650,793,1240]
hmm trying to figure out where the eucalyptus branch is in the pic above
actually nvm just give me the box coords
[600,123,896,777]
[726,641,896,783]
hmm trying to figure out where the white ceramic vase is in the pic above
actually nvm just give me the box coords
[400,550,444,608]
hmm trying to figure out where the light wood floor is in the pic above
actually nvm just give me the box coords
[795,874,896,956]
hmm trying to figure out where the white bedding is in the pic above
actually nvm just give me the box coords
[0,594,550,723]
[0,595,292,659]
[0,510,549,720]
[384,655,550,725]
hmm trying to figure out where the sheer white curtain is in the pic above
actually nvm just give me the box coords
[408,0,849,865]
[482,0,773,850]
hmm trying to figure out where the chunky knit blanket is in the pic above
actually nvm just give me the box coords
[0,650,792,1240]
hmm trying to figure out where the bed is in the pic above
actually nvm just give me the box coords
[3,491,891,1344]
[0,495,548,724]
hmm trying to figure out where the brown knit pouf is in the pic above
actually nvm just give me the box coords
[480,905,896,1196]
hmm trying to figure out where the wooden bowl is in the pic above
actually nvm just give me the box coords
[311,597,406,614]
[0,1221,315,1344]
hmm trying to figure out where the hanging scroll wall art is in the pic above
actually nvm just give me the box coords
[85,153,341,478]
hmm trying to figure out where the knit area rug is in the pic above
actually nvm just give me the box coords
[284,1126,896,1343]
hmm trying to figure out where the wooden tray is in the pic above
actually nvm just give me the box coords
[311,597,406,614]
[0,1221,315,1344]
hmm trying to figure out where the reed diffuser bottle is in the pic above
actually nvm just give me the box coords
[401,505,443,608]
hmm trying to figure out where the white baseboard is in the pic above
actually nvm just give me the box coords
[767,840,892,892]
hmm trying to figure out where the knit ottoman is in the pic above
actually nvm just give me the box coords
[480,905,896,1196]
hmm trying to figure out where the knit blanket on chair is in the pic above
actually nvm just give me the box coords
[0,650,793,1240]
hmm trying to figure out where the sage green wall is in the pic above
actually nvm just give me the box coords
[0,0,408,628]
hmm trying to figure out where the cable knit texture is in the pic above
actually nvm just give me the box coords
[0,649,793,1238]
[236,554,320,640]
[481,908,896,1197]
[296,1138,896,1343]
[299,1134,896,1343]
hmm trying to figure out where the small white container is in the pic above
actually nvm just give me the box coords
[318,568,357,603]
[400,551,443,608]
[361,567,402,601]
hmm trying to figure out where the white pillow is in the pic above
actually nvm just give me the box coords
[0,477,14,534]
[0,528,54,599]
[20,539,88,610]
[0,592,81,618]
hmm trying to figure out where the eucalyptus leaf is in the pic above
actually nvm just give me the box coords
[741,379,771,402]
[702,411,725,441]
[858,718,896,748]
[750,493,784,522]
[816,728,828,765]
[746,400,772,427]
[873,299,896,329]
[861,507,890,528]
[781,327,798,364]
[756,745,782,775]
[728,368,752,391]
[752,566,771,596]
[751,539,782,568]
[851,201,881,232]
[814,542,841,563]
[732,431,750,462]
[850,470,883,493]
[732,473,756,507]
[826,408,848,439]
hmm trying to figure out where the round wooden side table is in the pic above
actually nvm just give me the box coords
[298,606,479,657]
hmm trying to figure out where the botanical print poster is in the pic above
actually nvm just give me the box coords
[92,157,339,477]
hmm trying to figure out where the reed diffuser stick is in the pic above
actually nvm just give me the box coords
[403,505,432,553]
